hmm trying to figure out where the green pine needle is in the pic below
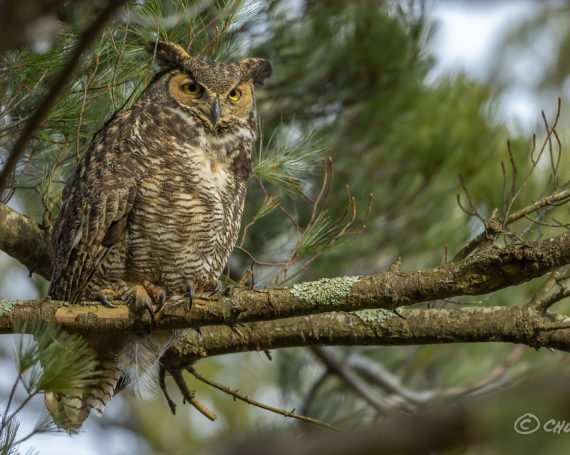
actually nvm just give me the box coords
[0,419,19,455]
[254,126,326,196]
[255,195,279,219]
[297,212,341,257]
[14,321,99,394]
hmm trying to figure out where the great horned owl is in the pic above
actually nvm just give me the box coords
[46,41,271,430]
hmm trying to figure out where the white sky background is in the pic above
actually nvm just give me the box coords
[428,0,547,130]
[2,2,559,454]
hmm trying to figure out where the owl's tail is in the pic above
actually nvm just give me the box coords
[45,331,177,433]
[44,358,122,433]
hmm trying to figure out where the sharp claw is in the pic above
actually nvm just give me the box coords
[155,289,166,313]
[144,299,155,323]
[208,281,222,297]
[195,327,202,336]
[185,283,194,312]
[100,295,117,308]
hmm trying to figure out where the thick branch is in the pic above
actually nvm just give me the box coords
[1,231,568,334]
[0,203,51,279]
[161,306,570,369]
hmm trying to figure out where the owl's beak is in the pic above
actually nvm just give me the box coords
[210,98,220,127]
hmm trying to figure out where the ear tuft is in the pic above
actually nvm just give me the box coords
[146,41,190,69]
[239,58,272,85]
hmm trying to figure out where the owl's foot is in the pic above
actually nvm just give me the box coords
[183,279,222,311]
[96,283,167,323]
[131,284,156,322]
[144,282,167,314]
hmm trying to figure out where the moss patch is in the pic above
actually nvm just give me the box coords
[290,276,362,306]
[352,308,400,323]
[0,300,17,317]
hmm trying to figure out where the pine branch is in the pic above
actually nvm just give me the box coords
[0,0,129,193]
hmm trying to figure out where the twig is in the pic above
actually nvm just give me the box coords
[186,366,339,431]
[0,0,129,193]
[253,175,302,231]
[234,246,288,267]
[169,368,217,421]
[527,268,567,311]
[506,187,570,224]
[452,187,570,262]
[76,53,100,162]
[503,99,562,225]
[158,365,177,415]
[440,344,526,397]
[0,70,49,121]
[1,372,22,427]
[188,12,220,53]
[110,21,130,111]
[197,19,231,58]
[457,173,484,222]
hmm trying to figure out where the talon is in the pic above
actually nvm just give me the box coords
[208,280,222,297]
[155,289,167,313]
[144,298,155,323]
[185,282,195,312]
[100,295,117,308]
[195,327,203,336]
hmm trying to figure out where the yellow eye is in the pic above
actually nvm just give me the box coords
[228,89,241,101]
[182,82,202,96]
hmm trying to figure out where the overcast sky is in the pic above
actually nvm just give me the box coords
[429,1,545,130]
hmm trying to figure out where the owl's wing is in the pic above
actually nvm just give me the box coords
[49,118,138,304]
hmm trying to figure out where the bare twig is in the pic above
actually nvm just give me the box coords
[528,267,569,312]
[169,368,217,421]
[76,53,100,162]
[158,366,177,415]
[452,187,570,263]
[504,99,562,225]
[186,366,339,431]
[234,246,288,267]
[457,173,484,222]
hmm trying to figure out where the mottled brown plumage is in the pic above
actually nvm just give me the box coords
[46,41,271,430]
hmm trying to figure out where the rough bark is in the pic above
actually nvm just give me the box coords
[1,230,568,332]
[161,306,570,369]
[0,203,51,279]
[0,202,569,363]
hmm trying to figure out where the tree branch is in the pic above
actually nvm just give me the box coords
[0,203,51,279]
[160,306,570,370]
[1,231,569,336]
[452,187,570,262]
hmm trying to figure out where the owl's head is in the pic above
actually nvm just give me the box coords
[144,41,271,133]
